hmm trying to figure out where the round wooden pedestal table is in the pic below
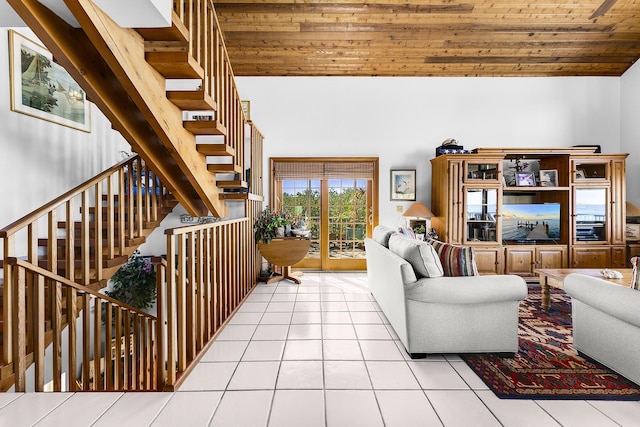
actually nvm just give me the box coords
[258,237,311,284]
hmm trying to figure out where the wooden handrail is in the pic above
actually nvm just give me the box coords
[7,258,156,319]
[8,259,158,392]
[0,155,135,238]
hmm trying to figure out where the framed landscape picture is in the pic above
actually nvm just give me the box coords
[9,30,91,132]
[390,169,416,200]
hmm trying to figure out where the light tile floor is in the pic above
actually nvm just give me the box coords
[2,272,640,426]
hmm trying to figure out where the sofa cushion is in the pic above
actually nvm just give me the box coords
[427,239,478,277]
[388,234,444,278]
[372,225,397,248]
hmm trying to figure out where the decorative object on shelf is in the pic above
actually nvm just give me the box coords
[390,169,416,201]
[105,250,157,310]
[626,224,640,242]
[539,169,558,187]
[413,224,426,240]
[507,156,530,185]
[9,30,91,132]
[180,214,219,224]
[435,138,471,156]
[515,172,536,187]
[575,169,586,179]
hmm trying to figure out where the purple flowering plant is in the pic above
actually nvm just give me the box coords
[105,250,157,309]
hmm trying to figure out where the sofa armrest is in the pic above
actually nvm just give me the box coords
[406,275,527,305]
[564,273,640,328]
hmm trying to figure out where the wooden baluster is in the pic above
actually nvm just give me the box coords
[186,232,196,361]
[3,235,14,364]
[203,228,212,340]
[105,301,114,390]
[82,293,91,391]
[123,310,130,390]
[118,168,126,255]
[166,236,177,387]
[94,182,103,282]
[140,317,148,389]
[52,280,62,391]
[34,273,45,391]
[67,287,78,391]
[114,306,123,390]
[66,200,75,283]
[94,298,103,391]
[135,158,143,238]
[154,258,166,389]
[106,173,115,260]
[127,164,134,241]
[131,313,139,390]
[12,265,26,392]
[48,210,57,277]
[177,234,187,372]
[81,190,90,286]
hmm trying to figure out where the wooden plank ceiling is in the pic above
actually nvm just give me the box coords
[213,0,640,76]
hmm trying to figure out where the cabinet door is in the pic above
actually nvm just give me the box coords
[611,246,627,269]
[572,159,609,182]
[505,247,535,277]
[464,161,501,184]
[474,247,503,275]
[464,187,500,244]
[573,187,608,244]
[536,246,568,269]
[448,160,464,244]
[571,247,610,268]
[610,160,626,245]
[629,244,640,267]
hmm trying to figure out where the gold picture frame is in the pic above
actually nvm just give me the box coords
[9,30,91,132]
[241,100,250,120]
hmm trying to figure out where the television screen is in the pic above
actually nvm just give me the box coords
[502,203,560,241]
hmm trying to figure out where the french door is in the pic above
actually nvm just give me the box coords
[271,158,379,271]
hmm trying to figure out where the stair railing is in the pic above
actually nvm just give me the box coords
[172,0,246,177]
[158,217,261,390]
[0,154,171,365]
[5,258,158,392]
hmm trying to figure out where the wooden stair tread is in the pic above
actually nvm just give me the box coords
[145,48,205,79]
[207,164,242,174]
[221,193,264,201]
[184,120,227,136]
[216,180,248,189]
[197,144,235,157]
[168,90,217,110]
[136,12,188,42]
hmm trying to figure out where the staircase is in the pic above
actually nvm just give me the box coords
[8,0,251,219]
[0,156,177,391]
[1,0,262,392]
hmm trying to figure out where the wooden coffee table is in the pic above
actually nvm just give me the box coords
[534,268,633,310]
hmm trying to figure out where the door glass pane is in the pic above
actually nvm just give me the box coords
[575,188,607,241]
[328,179,367,259]
[281,179,321,258]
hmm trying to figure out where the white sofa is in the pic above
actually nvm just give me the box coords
[564,273,640,385]
[365,227,527,358]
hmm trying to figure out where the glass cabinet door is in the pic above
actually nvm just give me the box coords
[574,188,607,242]
[572,160,609,182]
[464,161,501,183]
[464,188,499,243]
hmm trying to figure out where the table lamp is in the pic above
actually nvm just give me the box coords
[403,202,435,239]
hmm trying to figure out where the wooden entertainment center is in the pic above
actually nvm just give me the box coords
[430,147,629,278]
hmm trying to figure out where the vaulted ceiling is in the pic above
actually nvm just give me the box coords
[214,0,640,77]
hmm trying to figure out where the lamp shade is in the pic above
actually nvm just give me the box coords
[403,202,434,218]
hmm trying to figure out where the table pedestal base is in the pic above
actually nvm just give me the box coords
[264,266,304,284]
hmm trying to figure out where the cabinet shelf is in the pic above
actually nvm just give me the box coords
[503,186,570,192]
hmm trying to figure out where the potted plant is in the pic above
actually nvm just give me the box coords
[254,206,290,244]
[413,224,426,240]
[105,250,157,310]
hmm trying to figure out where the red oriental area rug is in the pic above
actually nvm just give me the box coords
[461,286,640,400]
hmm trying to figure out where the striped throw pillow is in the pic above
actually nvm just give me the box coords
[427,239,479,277]
[631,257,639,290]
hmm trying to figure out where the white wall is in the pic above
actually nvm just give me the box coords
[621,61,640,207]
[236,76,621,226]
[0,28,130,231]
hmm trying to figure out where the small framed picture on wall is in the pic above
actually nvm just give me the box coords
[390,169,416,200]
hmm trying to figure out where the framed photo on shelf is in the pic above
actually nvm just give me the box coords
[9,30,91,132]
[390,169,416,200]
[241,100,250,120]
[575,169,586,179]
[539,169,558,187]
[515,172,536,187]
